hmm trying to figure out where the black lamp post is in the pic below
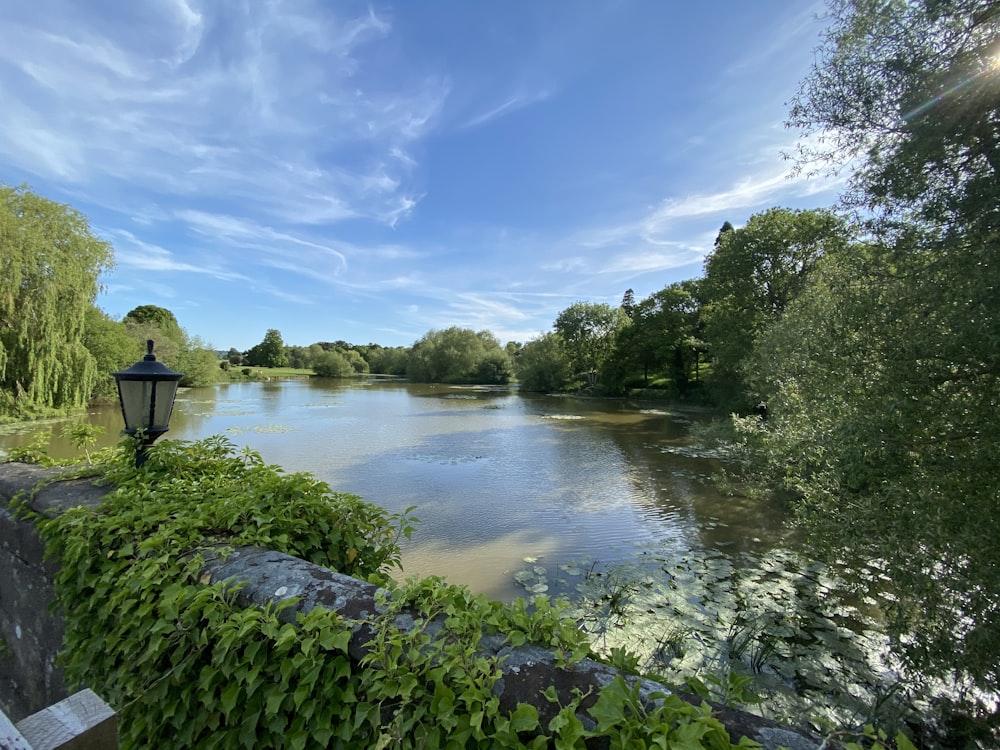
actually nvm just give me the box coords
[112,340,184,467]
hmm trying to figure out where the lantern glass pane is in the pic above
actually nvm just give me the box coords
[118,379,153,431]
[152,380,180,429]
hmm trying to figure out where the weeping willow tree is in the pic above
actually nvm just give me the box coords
[0,184,114,418]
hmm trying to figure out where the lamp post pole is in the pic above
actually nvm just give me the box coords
[112,340,184,467]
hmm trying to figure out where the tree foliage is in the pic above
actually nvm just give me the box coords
[0,185,114,417]
[554,302,628,387]
[175,336,223,388]
[313,349,354,378]
[700,207,849,409]
[120,305,218,388]
[124,305,184,347]
[246,329,289,368]
[406,327,511,384]
[363,344,409,376]
[744,0,1000,691]
[515,333,572,393]
[83,307,139,402]
[609,282,701,394]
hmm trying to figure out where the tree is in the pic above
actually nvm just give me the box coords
[285,346,310,370]
[341,348,370,374]
[174,336,222,387]
[788,0,999,235]
[515,333,572,393]
[554,302,629,388]
[620,289,636,319]
[122,319,182,370]
[406,327,510,384]
[123,305,184,347]
[246,329,288,368]
[227,348,243,366]
[610,282,701,393]
[0,185,114,417]
[751,0,1000,692]
[700,207,849,409]
[313,350,353,378]
[82,307,139,402]
[476,353,512,385]
[364,345,409,375]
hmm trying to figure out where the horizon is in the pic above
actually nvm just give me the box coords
[0,0,844,351]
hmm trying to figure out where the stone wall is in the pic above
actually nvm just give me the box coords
[0,463,821,749]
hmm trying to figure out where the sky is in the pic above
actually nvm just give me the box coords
[0,0,845,352]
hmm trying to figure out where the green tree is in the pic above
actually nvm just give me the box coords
[341,348,370,374]
[406,327,509,384]
[610,282,700,393]
[514,333,572,393]
[700,207,849,409]
[364,345,409,375]
[476,352,512,385]
[620,289,636,319]
[226,348,243,366]
[123,305,184,347]
[285,345,310,370]
[246,329,288,368]
[0,185,114,417]
[82,307,139,402]
[748,0,1000,692]
[174,336,222,388]
[122,320,181,370]
[554,302,629,388]
[313,350,353,377]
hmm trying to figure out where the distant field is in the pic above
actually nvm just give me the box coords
[251,367,314,377]
[221,364,314,378]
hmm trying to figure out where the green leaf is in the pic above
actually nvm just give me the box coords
[509,703,539,733]
[220,683,241,718]
[587,676,628,731]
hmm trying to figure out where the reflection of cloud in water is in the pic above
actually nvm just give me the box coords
[225,424,297,435]
[394,530,563,602]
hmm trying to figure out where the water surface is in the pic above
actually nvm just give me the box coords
[0,379,791,600]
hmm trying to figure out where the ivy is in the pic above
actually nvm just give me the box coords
[28,435,769,748]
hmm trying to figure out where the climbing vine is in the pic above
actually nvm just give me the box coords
[24,436,762,748]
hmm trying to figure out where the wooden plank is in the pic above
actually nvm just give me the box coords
[15,690,117,750]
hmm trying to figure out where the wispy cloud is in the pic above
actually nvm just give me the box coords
[461,90,552,129]
[572,142,842,260]
[175,210,349,267]
[108,229,250,282]
[0,0,446,228]
[723,3,826,78]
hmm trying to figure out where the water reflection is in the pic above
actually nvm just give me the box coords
[0,379,790,600]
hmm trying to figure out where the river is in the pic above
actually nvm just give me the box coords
[0,378,921,727]
[0,378,790,600]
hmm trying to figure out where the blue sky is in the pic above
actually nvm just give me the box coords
[0,0,843,352]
